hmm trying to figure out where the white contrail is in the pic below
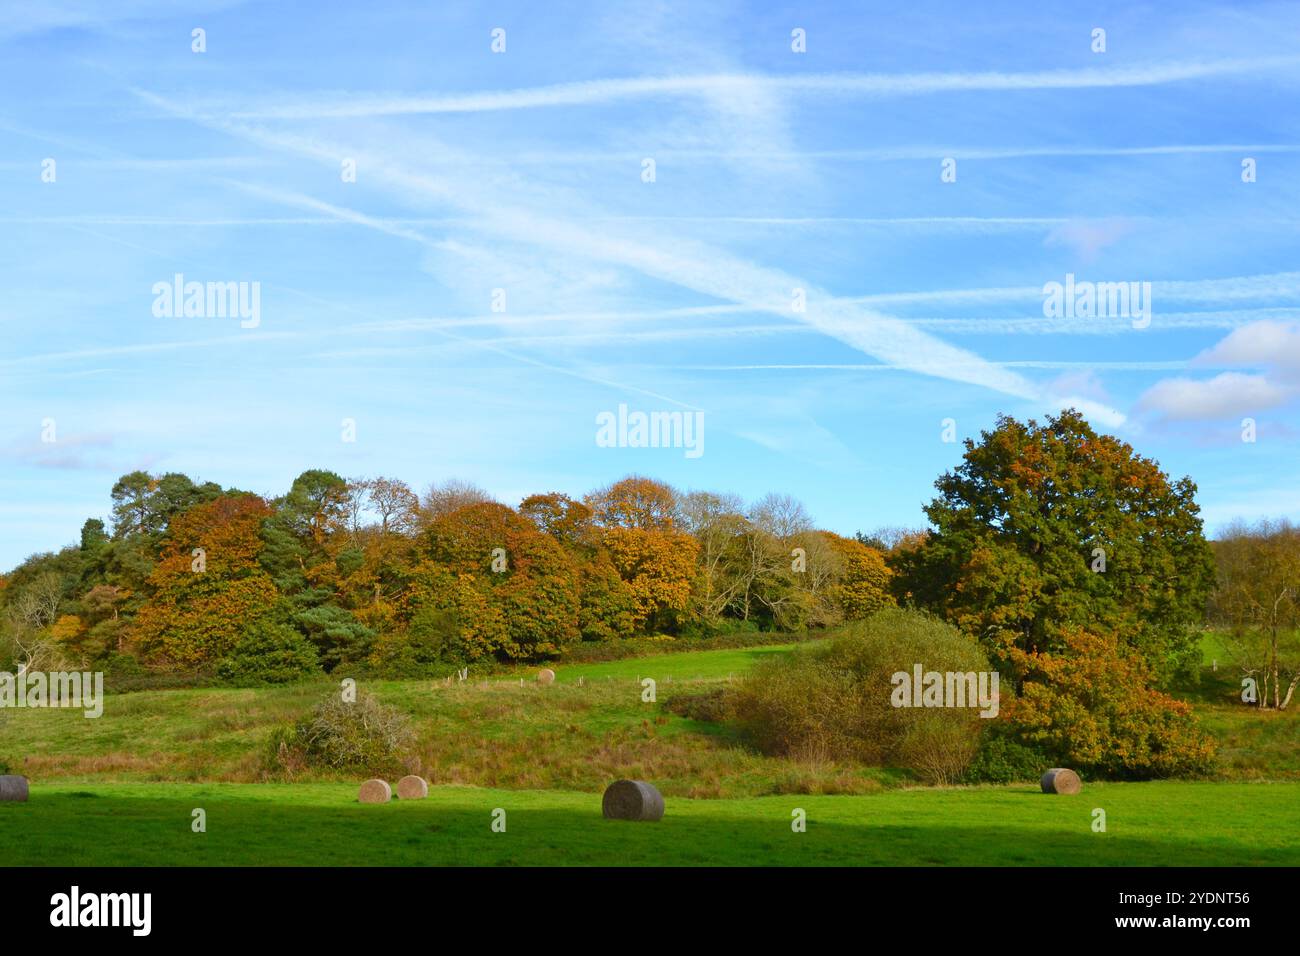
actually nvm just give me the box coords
[666,361,1194,371]
[912,308,1300,335]
[384,144,1300,165]
[845,274,1300,309]
[221,58,1300,118]
[133,91,1044,402]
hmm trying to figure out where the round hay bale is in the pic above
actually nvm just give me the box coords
[1040,768,1082,795]
[0,775,29,802]
[537,668,556,685]
[396,775,429,800]
[602,779,664,822]
[358,779,392,804]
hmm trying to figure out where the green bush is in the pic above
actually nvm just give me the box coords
[293,604,376,671]
[368,652,465,681]
[665,687,730,723]
[367,607,481,678]
[897,711,984,786]
[271,691,415,776]
[963,731,1045,784]
[729,609,992,782]
[217,621,322,685]
[103,651,146,678]
[104,670,218,693]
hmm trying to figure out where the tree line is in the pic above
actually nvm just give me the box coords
[0,471,894,680]
[3,409,1297,717]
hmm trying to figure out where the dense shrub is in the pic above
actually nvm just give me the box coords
[368,606,460,676]
[270,691,415,776]
[100,651,216,693]
[963,730,1045,784]
[366,613,469,679]
[293,604,376,671]
[103,651,146,678]
[217,620,322,685]
[665,687,731,723]
[1003,627,1216,779]
[729,608,991,782]
[896,711,983,786]
[108,675,219,692]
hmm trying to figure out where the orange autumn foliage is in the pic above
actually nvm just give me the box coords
[1003,627,1215,778]
[132,495,281,669]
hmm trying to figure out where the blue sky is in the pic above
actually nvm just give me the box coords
[3,0,1300,567]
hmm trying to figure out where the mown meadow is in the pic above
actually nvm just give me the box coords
[5,780,1297,867]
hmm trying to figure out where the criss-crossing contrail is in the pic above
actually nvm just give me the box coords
[217,57,1300,118]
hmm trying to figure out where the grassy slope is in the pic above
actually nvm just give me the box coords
[4,634,1297,793]
[1175,630,1300,779]
[3,643,901,797]
[3,632,1298,867]
[2,780,1295,866]
[540,643,799,681]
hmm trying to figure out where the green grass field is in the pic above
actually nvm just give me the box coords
[3,633,1297,865]
[2,641,905,797]
[3,780,1296,866]
[536,643,800,682]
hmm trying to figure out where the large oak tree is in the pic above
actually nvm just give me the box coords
[892,410,1214,686]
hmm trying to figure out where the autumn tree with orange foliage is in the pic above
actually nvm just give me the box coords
[519,492,594,548]
[602,525,699,632]
[583,477,698,631]
[824,534,894,621]
[132,495,280,669]
[418,501,581,658]
[584,475,678,530]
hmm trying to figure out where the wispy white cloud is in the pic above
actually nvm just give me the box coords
[2,430,117,471]
[0,0,250,40]
[1195,320,1300,372]
[309,324,804,356]
[0,157,269,171]
[1138,320,1300,422]
[1044,219,1139,262]
[1137,372,1294,421]
[0,331,300,368]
